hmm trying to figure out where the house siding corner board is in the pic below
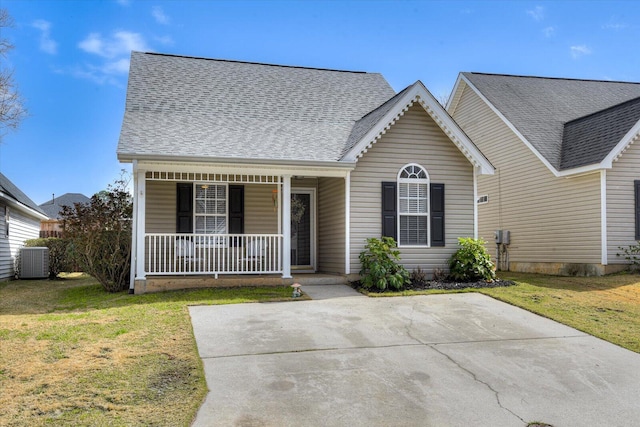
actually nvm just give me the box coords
[607,140,640,264]
[349,104,475,275]
[318,177,345,274]
[453,86,602,267]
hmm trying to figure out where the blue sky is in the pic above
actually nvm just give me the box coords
[2,0,639,205]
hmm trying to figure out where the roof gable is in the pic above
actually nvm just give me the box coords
[39,193,91,219]
[0,173,47,218]
[118,52,395,164]
[453,72,640,175]
[342,81,494,175]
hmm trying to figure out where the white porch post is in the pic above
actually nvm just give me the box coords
[135,168,146,281]
[344,172,351,275]
[282,174,292,278]
[129,164,138,291]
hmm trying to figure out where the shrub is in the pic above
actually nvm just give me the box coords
[24,237,70,279]
[359,237,410,291]
[60,174,132,292]
[410,266,427,287]
[617,242,640,271]
[448,237,496,282]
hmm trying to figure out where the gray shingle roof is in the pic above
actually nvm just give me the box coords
[561,96,640,169]
[118,52,396,163]
[39,193,90,219]
[0,173,46,216]
[462,73,640,170]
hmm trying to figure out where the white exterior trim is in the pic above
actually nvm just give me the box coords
[601,170,608,265]
[135,168,146,281]
[282,175,292,279]
[129,163,138,291]
[0,191,48,221]
[452,73,640,178]
[344,172,351,275]
[473,167,479,239]
[341,81,494,176]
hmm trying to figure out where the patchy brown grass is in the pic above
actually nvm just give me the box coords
[0,274,294,426]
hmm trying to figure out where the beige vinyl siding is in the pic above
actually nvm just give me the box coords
[318,177,345,274]
[145,181,279,234]
[349,104,475,275]
[452,85,602,265]
[0,205,41,280]
[244,184,278,234]
[607,140,640,264]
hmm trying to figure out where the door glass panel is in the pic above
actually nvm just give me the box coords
[291,193,311,266]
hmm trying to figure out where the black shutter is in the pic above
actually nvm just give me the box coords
[176,183,193,233]
[430,183,445,246]
[381,182,397,241]
[228,185,244,234]
[635,181,640,240]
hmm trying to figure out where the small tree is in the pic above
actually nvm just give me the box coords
[61,173,132,292]
[0,9,27,136]
[448,237,496,282]
[359,237,410,291]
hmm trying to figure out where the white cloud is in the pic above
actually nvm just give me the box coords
[152,6,170,25]
[75,30,150,85]
[602,21,627,30]
[527,5,544,21]
[78,31,150,58]
[570,45,592,59]
[542,26,555,37]
[155,35,175,46]
[32,19,58,54]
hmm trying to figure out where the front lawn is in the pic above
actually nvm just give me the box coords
[0,274,294,426]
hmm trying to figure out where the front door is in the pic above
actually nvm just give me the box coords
[291,189,315,271]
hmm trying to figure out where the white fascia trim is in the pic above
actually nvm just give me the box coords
[445,73,465,114]
[344,172,351,275]
[0,192,49,221]
[601,170,608,265]
[342,80,494,175]
[601,118,640,168]
[473,167,478,239]
[134,159,353,178]
[459,74,564,178]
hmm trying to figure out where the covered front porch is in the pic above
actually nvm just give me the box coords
[130,160,353,293]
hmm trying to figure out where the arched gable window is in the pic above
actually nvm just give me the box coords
[397,164,429,246]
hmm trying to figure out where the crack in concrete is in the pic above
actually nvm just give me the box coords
[428,344,527,425]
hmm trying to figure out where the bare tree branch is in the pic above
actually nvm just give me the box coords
[0,8,27,138]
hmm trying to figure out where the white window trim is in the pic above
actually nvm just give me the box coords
[397,163,430,248]
[193,182,228,234]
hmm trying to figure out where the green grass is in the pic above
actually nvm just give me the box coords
[0,274,295,426]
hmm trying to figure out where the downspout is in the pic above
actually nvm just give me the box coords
[601,169,608,266]
[473,166,479,239]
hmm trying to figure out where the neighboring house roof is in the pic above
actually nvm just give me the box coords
[118,52,493,175]
[0,173,47,219]
[451,72,640,175]
[118,52,395,164]
[38,193,90,219]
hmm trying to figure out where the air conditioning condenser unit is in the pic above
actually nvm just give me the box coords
[19,247,49,279]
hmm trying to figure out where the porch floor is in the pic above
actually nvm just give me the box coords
[136,273,348,294]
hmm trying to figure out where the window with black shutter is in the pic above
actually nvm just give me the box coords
[381,182,397,241]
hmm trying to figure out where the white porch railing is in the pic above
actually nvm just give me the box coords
[145,233,283,275]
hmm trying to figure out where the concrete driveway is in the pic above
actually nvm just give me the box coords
[189,287,640,426]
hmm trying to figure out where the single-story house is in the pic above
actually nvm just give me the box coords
[448,72,640,275]
[39,192,90,237]
[0,173,48,280]
[117,52,493,293]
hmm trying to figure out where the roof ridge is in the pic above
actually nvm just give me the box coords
[139,51,371,74]
[465,71,640,85]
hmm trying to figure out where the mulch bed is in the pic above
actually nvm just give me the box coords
[352,279,516,293]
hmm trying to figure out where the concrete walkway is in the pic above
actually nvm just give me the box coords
[189,286,640,426]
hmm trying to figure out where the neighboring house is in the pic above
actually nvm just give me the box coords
[448,72,640,275]
[0,173,48,280]
[117,52,493,293]
[38,193,90,237]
